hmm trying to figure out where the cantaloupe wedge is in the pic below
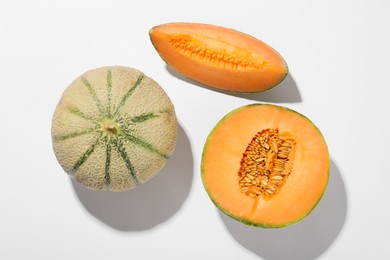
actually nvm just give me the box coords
[201,104,329,227]
[149,22,288,93]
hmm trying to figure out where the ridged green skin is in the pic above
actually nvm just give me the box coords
[52,66,177,191]
[201,103,330,228]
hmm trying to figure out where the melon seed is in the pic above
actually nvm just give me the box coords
[237,129,295,199]
[272,175,283,181]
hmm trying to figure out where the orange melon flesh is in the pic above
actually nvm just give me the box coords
[201,104,329,227]
[149,23,288,93]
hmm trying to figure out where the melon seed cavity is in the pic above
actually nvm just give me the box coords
[169,34,266,70]
[238,129,295,198]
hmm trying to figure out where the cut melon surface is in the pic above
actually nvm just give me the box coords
[201,104,329,228]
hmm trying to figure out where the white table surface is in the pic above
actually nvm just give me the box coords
[1,0,389,259]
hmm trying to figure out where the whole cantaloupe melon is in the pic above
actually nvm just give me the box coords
[51,66,177,191]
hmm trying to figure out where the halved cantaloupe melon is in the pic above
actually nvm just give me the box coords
[201,104,329,228]
[149,22,288,93]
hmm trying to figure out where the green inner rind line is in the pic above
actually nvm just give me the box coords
[131,112,160,123]
[120,130,169,159]
[71,137,101,174]
[106,69,112,117]
[81,76,104,114]
[67,107,97,123]
[54,127,98,141]
[105,141,111,186]
[113,139,140,185]
[114,74,144,116]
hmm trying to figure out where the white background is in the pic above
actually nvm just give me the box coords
[1,0,389,259]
